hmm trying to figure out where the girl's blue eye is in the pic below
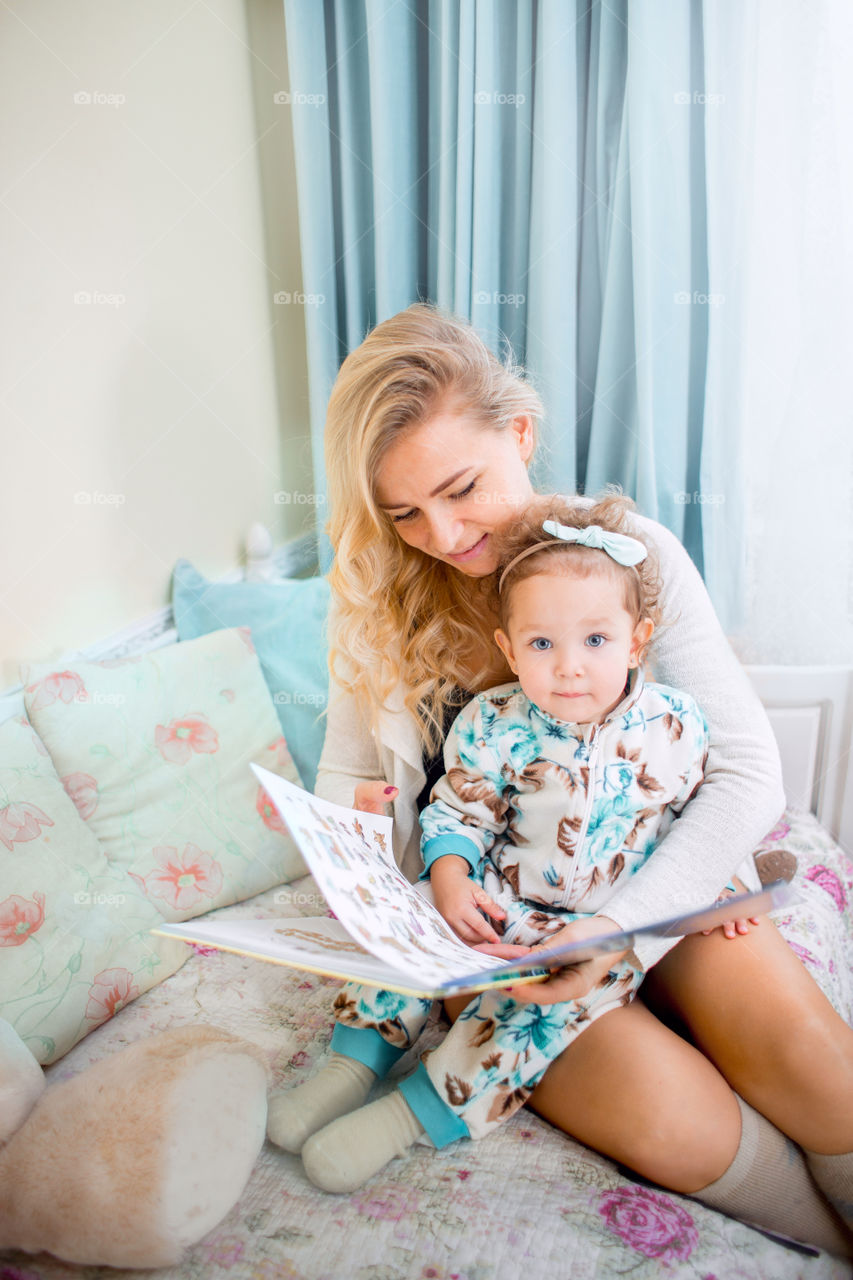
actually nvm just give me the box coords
[586,634,607,648]
[531,637,552,651]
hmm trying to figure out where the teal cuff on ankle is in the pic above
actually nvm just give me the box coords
[331,1023,406,1077]
[399,1063,470,1149]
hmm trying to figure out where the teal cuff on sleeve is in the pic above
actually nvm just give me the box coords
[330,1022,407,1078]
[419,834,481,880]
[399,1062,470,1148]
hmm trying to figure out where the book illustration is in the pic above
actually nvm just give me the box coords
[151,766,800,998]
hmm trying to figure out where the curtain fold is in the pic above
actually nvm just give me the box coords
[282,0,742,626]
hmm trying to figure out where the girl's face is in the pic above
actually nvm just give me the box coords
[494,570,654,725]
[374,409,535,576]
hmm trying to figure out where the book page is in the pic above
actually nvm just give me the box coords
[250,766,503,987]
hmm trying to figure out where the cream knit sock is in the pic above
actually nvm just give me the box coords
[805,1150,853,1232]
[266,1053,376,1154]
[302,1089,424,1193]
[692,1096,852,1257]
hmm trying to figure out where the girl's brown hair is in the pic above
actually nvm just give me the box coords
[491,492,663,660]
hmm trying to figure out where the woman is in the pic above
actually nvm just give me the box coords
[306,304,853,1252]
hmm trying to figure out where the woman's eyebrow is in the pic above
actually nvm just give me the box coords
[377,467,472,509]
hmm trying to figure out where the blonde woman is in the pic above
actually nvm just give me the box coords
[268,305,853,1254]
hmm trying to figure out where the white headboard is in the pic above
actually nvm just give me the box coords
[745,664,853,856]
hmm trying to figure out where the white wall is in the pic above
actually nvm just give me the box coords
[0,0,313,690]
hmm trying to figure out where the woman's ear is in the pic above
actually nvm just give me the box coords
[494,628,518,673]
[629,618,655,668]
[512,414,535,463]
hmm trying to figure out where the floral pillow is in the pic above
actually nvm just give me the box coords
[22,627,307,922]
[0,715,189,1064]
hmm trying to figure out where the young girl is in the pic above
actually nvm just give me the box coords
[268,305,853,1253]
[282,494,745,1192]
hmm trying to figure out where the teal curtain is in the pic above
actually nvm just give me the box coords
[283,0,743,627]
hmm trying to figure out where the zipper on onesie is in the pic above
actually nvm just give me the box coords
[561,720,601,907]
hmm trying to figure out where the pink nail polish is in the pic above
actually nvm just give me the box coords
[384,786,397,795]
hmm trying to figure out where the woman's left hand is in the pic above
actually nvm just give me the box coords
[502,916,636,1006]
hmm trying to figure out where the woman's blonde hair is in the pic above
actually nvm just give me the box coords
[324,302,544,754]
[490,493,664,661]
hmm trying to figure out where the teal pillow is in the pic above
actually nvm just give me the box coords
[172,561,330,791]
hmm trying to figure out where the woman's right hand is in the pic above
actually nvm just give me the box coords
[353,780,398,814]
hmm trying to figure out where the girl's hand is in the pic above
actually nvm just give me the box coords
[504,916,633,1006]
[352,781,398,814]
[701,882,761,939]
[430,855,506,945]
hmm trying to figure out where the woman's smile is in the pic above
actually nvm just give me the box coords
[447,533,489,563]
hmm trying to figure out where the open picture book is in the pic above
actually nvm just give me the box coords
[152,767,797,999]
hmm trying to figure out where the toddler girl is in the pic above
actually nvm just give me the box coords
[274,494,719,1191]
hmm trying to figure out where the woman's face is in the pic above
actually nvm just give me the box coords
[374,409,535,576]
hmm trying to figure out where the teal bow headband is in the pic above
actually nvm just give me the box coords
[498,520,648,593]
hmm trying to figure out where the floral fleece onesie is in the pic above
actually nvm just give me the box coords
[330,667,709,1147]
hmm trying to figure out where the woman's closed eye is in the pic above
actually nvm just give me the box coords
[390,478,478,524]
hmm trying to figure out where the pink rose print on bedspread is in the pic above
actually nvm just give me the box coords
[61,772,99,821]
[155,714,219,765]
[762,816,791,843]
[805,864,847,912]
[134,843,224,911]
[351,1184,421,1222]
[0,892,45,946]
[85,968,140,1024]
[25,670,88,712]
[598,1185,698,1262]
[0,802,54,850]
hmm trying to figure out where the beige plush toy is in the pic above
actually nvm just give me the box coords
[0,1020,269,1269]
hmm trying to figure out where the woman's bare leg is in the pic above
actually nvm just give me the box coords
[644,918,853,1155]
[445,993,740,1192]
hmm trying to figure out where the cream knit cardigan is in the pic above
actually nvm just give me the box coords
[314,510,785,969]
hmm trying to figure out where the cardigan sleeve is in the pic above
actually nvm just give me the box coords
[312,670,384,807]
[312,602,385,806]
[601,514,785,971]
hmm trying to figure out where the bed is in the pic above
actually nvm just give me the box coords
[1,533,851,1280]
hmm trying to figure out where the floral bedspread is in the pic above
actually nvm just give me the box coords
[4,808,852,1280]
